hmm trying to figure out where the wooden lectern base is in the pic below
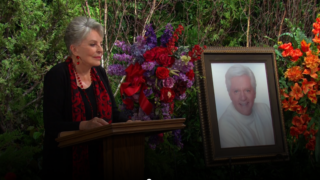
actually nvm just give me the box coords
[103,134,144,180]
[56,118,186,180]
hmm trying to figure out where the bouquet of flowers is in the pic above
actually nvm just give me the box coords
[275,16,320,153]
[108,24,205,149]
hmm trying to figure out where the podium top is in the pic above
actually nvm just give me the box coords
[56,118,186,148]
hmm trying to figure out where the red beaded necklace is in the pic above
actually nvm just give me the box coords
[73,66,95,118]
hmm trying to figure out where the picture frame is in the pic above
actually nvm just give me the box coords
[195,47,289,166]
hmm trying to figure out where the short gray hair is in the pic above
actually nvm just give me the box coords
[225,64,256,92]
[64,16,104,55]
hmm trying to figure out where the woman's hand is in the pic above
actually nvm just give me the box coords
[79,117,109,130]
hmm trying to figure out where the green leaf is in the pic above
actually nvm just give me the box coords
[27,126,34,131]
[279,32,293,38]
[33,132,42,140]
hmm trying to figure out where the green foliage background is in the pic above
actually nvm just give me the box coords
[0,0,320,179]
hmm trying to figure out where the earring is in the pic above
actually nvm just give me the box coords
[76,56,80,65]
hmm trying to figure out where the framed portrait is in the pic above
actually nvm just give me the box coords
[195,47,289,166]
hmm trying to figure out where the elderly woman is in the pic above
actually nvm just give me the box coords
[42,16,128,179]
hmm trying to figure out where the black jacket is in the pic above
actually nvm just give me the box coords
[42,62,126,179]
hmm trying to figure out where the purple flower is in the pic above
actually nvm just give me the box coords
[172,59,194,73]
[107,64,126,76]
[144,88,153,97]
[161,103,170,116]
[162,77,175,88]
[121,44,131,53]
[113,54,133,63]
[175,93,186,100]
[114,40,125,48]
[172,129,183,148]
[131,107,151,121]
[145,24,157,49]
[142,61,156,71]
[187,79,193,88]
[160,23,173,47]
[163,115,171,119]
[179,73,188,82]
[135,56,145,64]
[146,76,156,87]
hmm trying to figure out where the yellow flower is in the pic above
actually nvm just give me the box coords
[181,55,191,65]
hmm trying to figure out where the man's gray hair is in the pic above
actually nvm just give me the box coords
[225,64,256,92]
[64,16,104,55]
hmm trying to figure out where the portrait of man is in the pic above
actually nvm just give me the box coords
[215,64,275,148]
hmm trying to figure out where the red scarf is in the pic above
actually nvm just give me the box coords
[66,57,112,179]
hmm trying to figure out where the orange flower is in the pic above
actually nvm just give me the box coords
[292,116,304,127]
[279,42,293,51]
[306,136,316,151]
[290,49,303,62]
[295,105,307,114]
[280,88,289,98]
[289,83,304,100]
[307,89,317,104]
[290,126,300,139]
[313,35,320,43]
[312,22,320,35]
[282,97,298,111]
[302,68,319,79]
[310,128,318,136]
[304,130,310,140]
[304,51,320,72]
[279,43,294,58]
[284,66,303,82]
[301,40,311,52]
[297,125,307,134]
[301,78,316,94]
[300,114,311,124]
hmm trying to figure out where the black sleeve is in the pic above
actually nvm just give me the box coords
[95,66,128,123]
[43,65,80,137]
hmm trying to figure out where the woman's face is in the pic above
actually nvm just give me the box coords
[72,30,103,67]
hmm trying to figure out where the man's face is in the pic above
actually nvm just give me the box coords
[228,75,256,116]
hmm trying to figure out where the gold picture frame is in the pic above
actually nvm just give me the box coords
[195,47,289,166]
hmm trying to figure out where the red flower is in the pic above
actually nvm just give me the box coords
[307,89,317,104]
[310,128,318,136]
[156,67,170,79]
[301,114,311,124]
[4,172,16,180]
[292,116,303,127]
[160,88,175,103]
[125,63,145,86]
[123,98,134,110]
[143,49,156,62]
[295,105,307,114]
[290,126,300,139]
[306,136,316,151]
[173,79,188,96]
[301,40,311,52]
[186,69,195,80]
[290,49,303,62]
[304,130,310,140]
[170,102,174,114]
[279,42,293,51]
[154,47,168,59]
[157,53,175,67]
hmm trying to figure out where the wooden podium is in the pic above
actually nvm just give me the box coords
[56,118,186,180]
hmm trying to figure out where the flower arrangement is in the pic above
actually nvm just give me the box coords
[108,24,206,149]
[275,16,320,153]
